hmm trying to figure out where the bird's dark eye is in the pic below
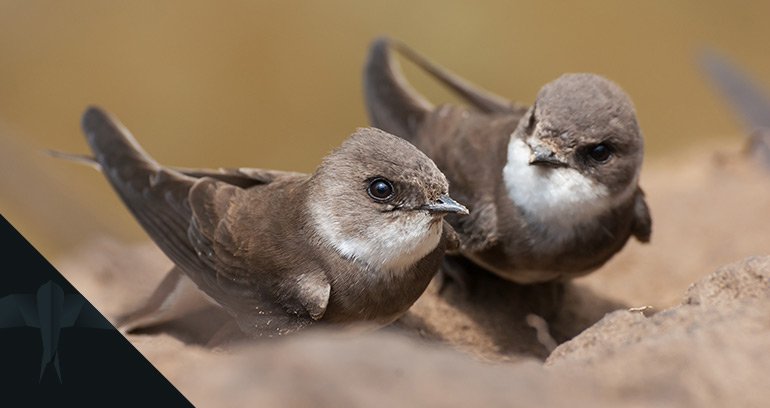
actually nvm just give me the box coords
[367,178,394,201]
[588,144,612,163]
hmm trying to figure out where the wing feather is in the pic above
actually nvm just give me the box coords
[82,107,322,336]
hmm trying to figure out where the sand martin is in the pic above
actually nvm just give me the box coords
[75,107,467,337]
[364,38,651,284]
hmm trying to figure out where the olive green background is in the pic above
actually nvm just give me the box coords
[1,1,769,258]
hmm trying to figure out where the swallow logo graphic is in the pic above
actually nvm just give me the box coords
[0,281,112,383]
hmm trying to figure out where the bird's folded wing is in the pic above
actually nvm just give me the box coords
[171,166,304,189]
[364,37,433,141]
[186,178,330,332]
[631,188,652,243]
[386,38,515,114]
[82,107,322,336]
[364,37,520,141]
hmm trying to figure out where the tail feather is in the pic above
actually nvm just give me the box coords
[45,149,101,170]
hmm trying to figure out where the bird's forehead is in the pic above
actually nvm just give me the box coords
[393,161,446,184]
[536,74,636,127]
[336,129,448,186]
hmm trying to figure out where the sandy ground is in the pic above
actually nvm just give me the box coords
[53,141,770,406]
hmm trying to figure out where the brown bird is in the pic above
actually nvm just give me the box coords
[77,107,467,337]
[364,38,651,284]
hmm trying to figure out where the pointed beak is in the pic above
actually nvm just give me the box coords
[529,145,567,167]
[419,194,469,215]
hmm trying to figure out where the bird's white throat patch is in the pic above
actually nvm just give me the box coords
[503,137,611,230]
[310,205,441,273]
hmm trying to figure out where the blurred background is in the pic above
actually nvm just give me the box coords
[2,1,769,259]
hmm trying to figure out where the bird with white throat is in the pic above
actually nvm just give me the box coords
[364,38,651,284]
[68,106,468,337]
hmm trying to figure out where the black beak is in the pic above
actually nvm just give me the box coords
[419,194,469,215]
[529,145,567,167]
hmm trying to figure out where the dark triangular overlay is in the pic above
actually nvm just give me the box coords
[0,214,193,407]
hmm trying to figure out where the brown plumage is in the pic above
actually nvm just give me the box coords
[364,38,651,284]
[79,107,467,337]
